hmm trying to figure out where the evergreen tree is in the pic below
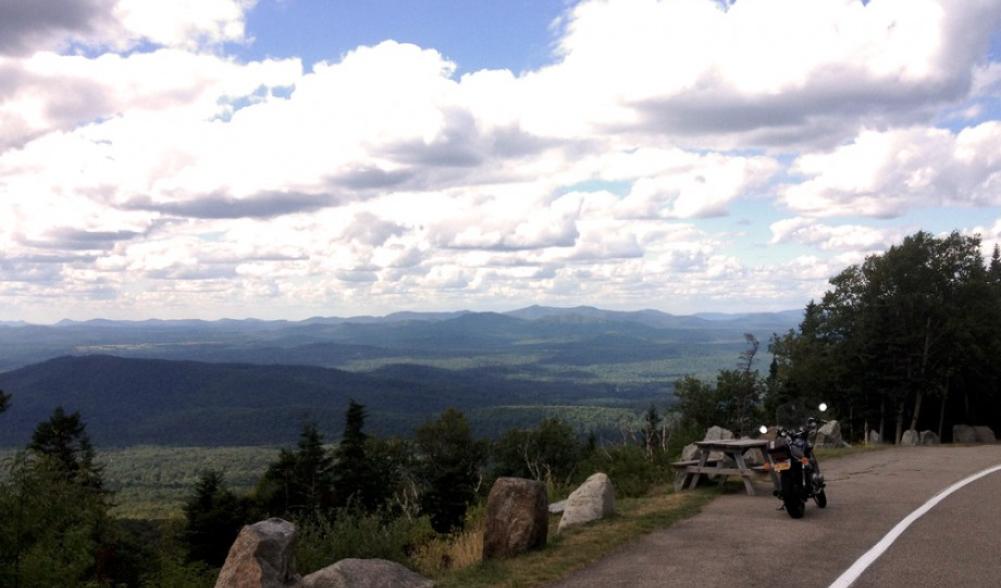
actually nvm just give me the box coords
[256,422,335,516]
[0,389,9,414]
[990,244,1001,287]
[183,471,248,567]
[415,409,487,533]
[332,400,384,511]
[0,453,109,587]
[29,407,103,490]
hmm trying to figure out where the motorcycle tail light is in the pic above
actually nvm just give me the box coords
[801,457,810,465]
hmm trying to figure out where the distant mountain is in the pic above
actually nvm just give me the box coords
[0,306,803,373]
[692,310,803,322]
[0,355,661,446]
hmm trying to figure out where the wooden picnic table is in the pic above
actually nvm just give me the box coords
[673,438,780,496]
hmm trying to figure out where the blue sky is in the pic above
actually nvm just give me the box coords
[236,0,569,74]
[1,0,1001,322]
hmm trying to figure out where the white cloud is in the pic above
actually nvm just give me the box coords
[781,122,1001,217]
[770,217,905,251]
[0,0,253,56]
[2,0,1000,319]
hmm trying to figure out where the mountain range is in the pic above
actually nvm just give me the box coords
[0,306,803,447]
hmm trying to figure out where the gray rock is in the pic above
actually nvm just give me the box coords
[704,425,734,441]
[953,424,977,444]
[215,518,300,588]
[973,426,997,443]
[301,559,432,588]
[483,477,548,559]
[557,473,615,534]
[548,500,567,514]
[681,443,699,462]
[919,430,940,445]
[704,426,734,461]
[743,447,765,466]
[814,420,846,448]
[900,429,920,446]
[868,430,882,444]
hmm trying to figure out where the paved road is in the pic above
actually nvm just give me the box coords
[551,445,1001,587]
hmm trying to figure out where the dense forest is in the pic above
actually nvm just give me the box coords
[767,231,1001,442]
[0,392,680,587]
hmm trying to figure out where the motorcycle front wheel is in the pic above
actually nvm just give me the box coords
[781,472,805,519]
[814,489,827,508]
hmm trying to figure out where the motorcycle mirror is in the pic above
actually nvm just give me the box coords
[759,425,768,435]
[818,402,828,412]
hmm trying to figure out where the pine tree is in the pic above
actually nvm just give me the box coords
[29,407,103,490]
[0,389,9,414]
[332,400,383,511]
[415,409,487,533]
[183,471,248,567]
[990,244,1001,286]
[294,422,336,513]
[256,422,334,516]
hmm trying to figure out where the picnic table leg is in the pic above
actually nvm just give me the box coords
[765,450,780,492]
[686,448,710,490]
[733,451,756,496]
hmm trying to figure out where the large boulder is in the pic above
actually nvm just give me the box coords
[557,473,615,534]
[900,429,920,446]
[920,430,940,445]
[680,443,699,462]
[301,559,432,588]
[483,477,548,559]
[814,420,846,448]
[703,426,734,461]
[973,426,997,443]
[215,518,300,588]
[953,425,977,444]
[704,425,734,441]
[868,430,881,444]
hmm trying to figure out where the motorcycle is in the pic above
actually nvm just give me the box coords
[760,403,829,519]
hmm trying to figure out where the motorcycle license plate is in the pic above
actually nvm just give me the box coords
[773,460,791,471]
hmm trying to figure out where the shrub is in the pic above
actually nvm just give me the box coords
[295,510,434,575]
[579,444,662,498]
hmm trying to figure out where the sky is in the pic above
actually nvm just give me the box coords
[2,0,1001,323]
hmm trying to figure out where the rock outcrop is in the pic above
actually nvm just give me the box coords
[557,473,615,534]
[814,420,847,448]
[483,477,548,559]
[919,430,940,445]
[953,425,977,444]
[973,426,997,443]
[900,429,919,446]
[301,559,432,588]
[868,430,881,444]
[215,518,300,588]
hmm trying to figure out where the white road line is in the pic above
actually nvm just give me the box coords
[829,463,1001,588]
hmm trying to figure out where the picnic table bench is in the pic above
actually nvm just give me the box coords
[672,438,780,496]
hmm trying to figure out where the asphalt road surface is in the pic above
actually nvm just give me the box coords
[551,444,1001,588]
